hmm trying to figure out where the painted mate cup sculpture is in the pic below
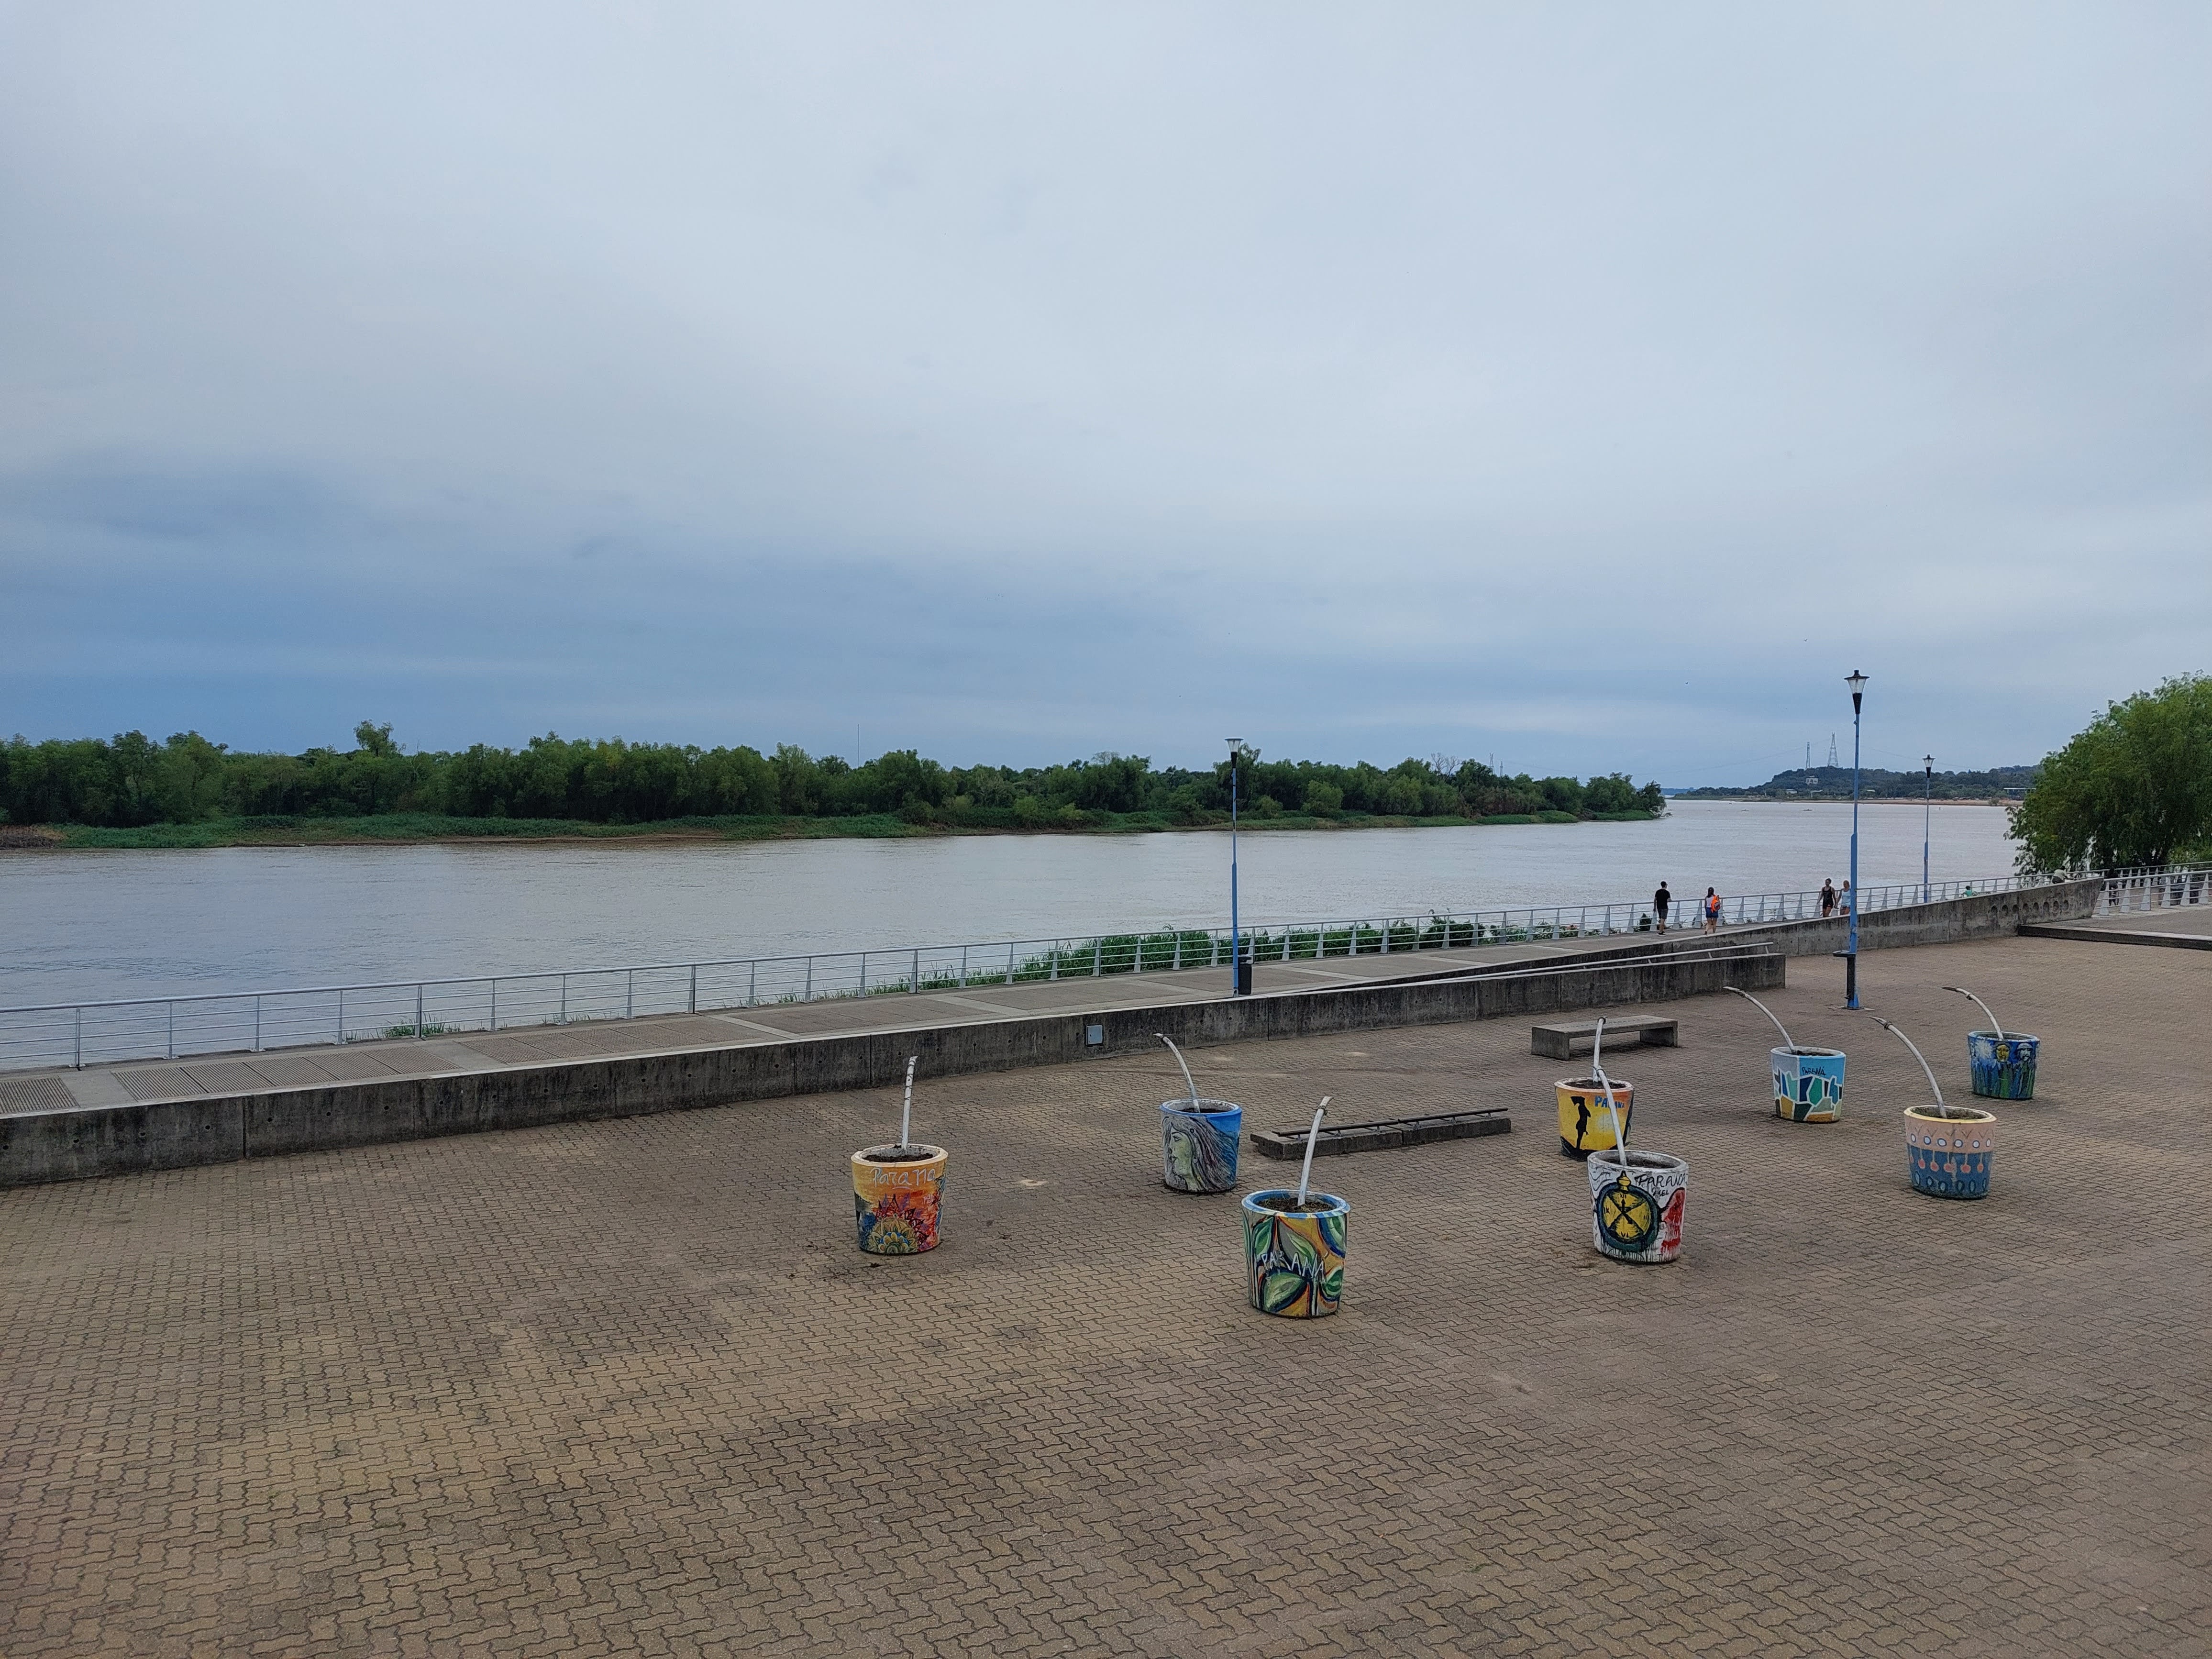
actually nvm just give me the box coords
[1155,1034,1241,1193]
[1555,1076,1634,1158]
[1588,1146,1688,1264]
[1875,1016,1997,1199]
[1947,986,2039,1101]
[853,1056,949,1253]
[1243,1100,1345,1317]
[1581,1026,1686,1264]
[1727,986,1845,1122]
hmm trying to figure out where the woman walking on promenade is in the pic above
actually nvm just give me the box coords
[1820,877,1837,917]
[1703,887,1722,933]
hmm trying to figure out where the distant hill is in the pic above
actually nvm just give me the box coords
[1675,764,2036,802]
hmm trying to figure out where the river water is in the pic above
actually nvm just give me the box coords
[0,801,2014,1006]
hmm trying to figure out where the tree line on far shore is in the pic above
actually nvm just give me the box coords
[1676,763,2036,802]
[0,725,1666,831]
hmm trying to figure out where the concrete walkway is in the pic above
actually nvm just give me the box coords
[2024,907,2212,949]
[0,930,1653,1117]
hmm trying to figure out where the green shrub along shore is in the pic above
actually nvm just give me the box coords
[0,724,1664,847]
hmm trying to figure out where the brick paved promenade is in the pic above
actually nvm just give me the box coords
[4,933,2206,1656]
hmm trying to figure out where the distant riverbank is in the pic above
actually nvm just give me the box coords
[10,805,1662,851]
[1673,796,2017,807]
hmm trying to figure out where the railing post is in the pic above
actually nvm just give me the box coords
[1172,936,1183,971]
[856,952,866,998]
[561,974,568,1025]
[804,957,814,1001]
[1005,943,1016,985]
[688,965,696,1013]
[415,984,423,1039]
[488,980,497,1032]
[1381,921,1390,954]
[169,999,177,1058]
[74,1005,82,1071]
[1282,930,1290,962]
[908,950,918,995]
[1050,942,1060,982]
[254,996,263,1052]
[626,969,634,1020]
[959,946,968,988]
[1094,939,1102,977]
[751,961,760,1006]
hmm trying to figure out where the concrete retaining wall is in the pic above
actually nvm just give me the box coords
[1723,877,2101,958]
[0,945,1781,1189]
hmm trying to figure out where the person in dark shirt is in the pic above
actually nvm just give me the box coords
[1653,881,1671,933]
[1819,877,1837,917]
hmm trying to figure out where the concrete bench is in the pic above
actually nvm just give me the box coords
[1250,1106,1511,1160]
[1530,1016,1679,1061]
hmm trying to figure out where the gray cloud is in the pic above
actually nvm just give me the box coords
[2,2,2207,780]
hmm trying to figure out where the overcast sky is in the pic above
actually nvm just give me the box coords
[3,3,2206,784]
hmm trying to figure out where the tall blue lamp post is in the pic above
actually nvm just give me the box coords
[1845,671,1867,1008]
[1922,754,1934,904]
[1225,737,1246,996]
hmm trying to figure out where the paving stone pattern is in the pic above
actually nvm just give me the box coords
[2,936,2205,1657]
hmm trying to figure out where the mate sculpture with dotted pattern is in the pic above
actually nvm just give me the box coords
[1875,1016,1997,1200]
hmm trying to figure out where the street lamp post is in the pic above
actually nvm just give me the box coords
[1225,737,1246,996]
[1922,754,1934,904]
[1845,672,1867,1009]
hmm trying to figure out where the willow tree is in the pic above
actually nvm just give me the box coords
[2012,675,2212,874]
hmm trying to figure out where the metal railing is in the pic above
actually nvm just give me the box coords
[0,870,2054,1074]
[2097,863,2212,915]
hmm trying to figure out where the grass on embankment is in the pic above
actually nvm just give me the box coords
[33,805,1659,849]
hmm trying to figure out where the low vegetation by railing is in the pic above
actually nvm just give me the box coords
[0,871,2062,1074]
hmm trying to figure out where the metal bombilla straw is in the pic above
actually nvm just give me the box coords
[1725,985,1798,1050]
[1156,1033,1200,1108]
[1294,1098,1331,1207]
[1943,986,2007,1041]
[1590,1018,1629,1163]
[1871,1017,1948,1114]
[897,1054,918,1151]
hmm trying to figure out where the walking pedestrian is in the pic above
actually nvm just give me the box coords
[1703,887,1722,933]
[1838,879,1852,917]
[1819,877,1837,917]
[1653,880,1671,933]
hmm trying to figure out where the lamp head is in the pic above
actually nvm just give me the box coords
[1924,754,1934,772]
[1846,669,1867,713]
